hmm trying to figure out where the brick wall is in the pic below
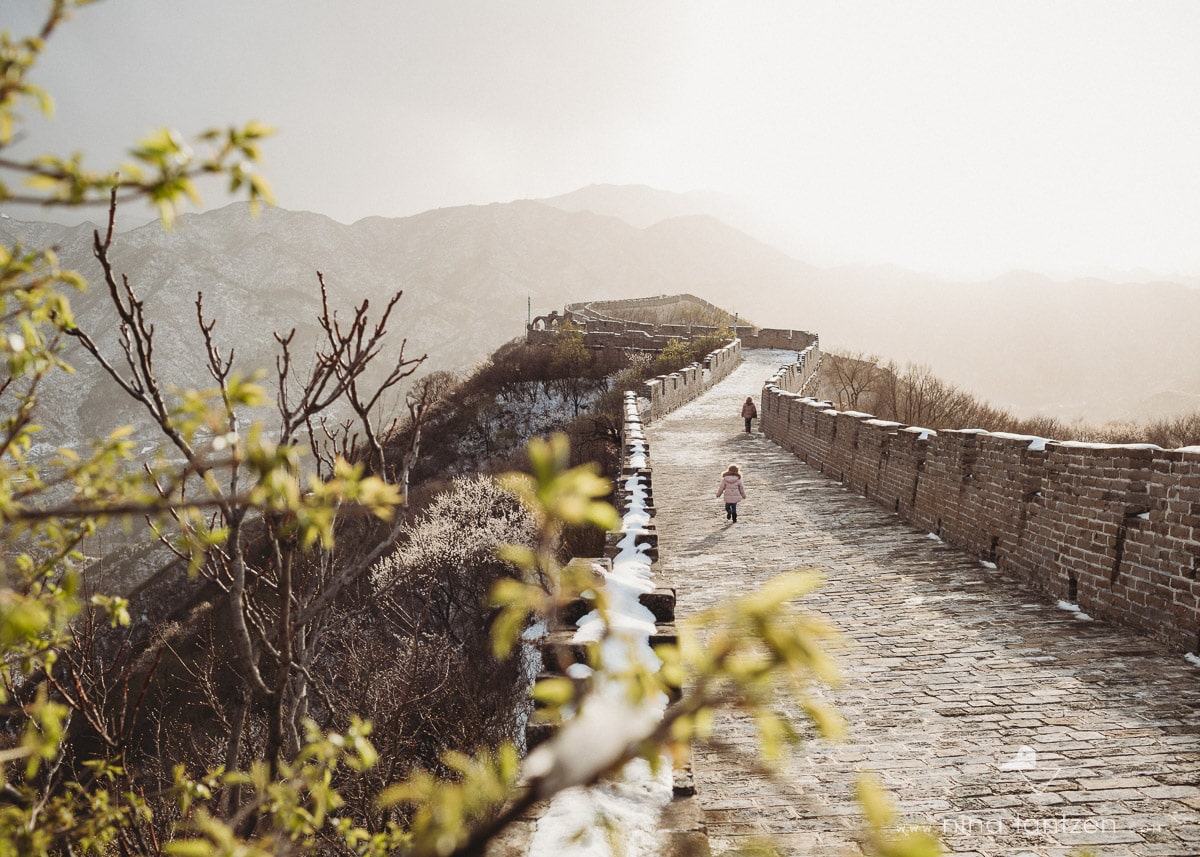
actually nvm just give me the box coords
[762,367,1200,651]
[529,296,819,355]
[735,327,820,351]
[641,339,743,422]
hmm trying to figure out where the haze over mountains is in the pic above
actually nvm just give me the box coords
[4,183,1198,445]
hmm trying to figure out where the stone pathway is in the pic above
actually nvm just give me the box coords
[649,350,1200,857]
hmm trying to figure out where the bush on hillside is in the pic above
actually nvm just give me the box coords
[597,297,741,328]
[392,337,641,492]
[330,476,537,819]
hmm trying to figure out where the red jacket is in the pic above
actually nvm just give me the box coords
[741,401,758,418]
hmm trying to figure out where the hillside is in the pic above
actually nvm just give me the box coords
[5,188,1199,442]
[2,199,820,444]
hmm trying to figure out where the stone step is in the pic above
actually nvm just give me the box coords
[620,503,656,518]
[524,719,555,751]
[617,491,654,509]
[641,586,676,623]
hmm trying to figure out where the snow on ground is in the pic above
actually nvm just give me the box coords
[1056,600,1093,621]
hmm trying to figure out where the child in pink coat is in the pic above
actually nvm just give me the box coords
[716,464,746,523]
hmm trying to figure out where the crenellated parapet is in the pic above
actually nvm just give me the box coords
[763,342,822,397]
[639,338,742,422]
[527,294,818,355]
[735,327,819,351]
[761,360,1200,652]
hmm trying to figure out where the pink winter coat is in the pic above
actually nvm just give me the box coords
[716,474,746,503]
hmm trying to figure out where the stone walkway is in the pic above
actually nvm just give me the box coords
[649,351,1200,857]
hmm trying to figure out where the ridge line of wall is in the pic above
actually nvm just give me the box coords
[640,339,743,423]
[527,296,819,354]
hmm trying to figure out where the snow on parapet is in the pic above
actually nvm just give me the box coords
[1056,441,1161,451]
[988,432,1050,451]
[525,391,670,857]
[757,351,1200,652]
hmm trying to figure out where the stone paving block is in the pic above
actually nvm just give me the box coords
[1081,777,1161,790]
[1142,785,1200,799]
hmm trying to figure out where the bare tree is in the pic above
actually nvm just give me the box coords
[62,195,432,806]
[822,350,882,411]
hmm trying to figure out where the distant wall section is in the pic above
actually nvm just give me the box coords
[528,295,818,354]
[641,339,742,422]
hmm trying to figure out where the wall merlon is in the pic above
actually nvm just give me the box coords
[639,339,743,422]
[760,354,1200,653]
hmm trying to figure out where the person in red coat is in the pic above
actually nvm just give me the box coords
[716,464,747,523]
[741,396,758,433]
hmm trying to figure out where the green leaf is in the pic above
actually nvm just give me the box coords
[857,773,895,829]
[165,840,218,857]
[531,677,576,706]
[496,544,537,570]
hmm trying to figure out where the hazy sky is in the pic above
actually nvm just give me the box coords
[9,0,1200,278]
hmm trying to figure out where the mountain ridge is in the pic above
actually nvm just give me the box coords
[4,186,1198,439]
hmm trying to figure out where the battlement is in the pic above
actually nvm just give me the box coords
[528,294,818,354]
[640,338,742,422]
[762,364,1200,652]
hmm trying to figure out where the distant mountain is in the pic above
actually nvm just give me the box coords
[537,184,730,229]
[540,185,1200,423]
[536,183,839,267]
[1,199,821,444]
[5,187,1199,442]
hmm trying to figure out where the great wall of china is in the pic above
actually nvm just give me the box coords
[518,294,1200,855]
[761,365,1200,654]
[527,294,818,420]
[528,293,1200,655]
